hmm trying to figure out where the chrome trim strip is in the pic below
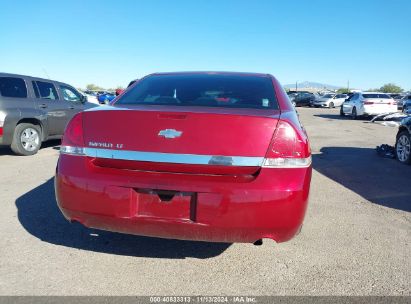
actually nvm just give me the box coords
[63,147,265,167]
[60,146,312,168]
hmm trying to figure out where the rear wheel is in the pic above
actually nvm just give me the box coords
[329,102,334,108]
[352,107,358,120]
[10,123,42,156]
[395,130,411,164]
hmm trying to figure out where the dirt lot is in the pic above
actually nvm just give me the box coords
[0,107,409,295]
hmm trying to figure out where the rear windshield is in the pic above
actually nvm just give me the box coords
[363,93,390,99]
[0,77,27,98]
[117,74,278,109]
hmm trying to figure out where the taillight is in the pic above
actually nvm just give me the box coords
[263,120,311,168]
[364,100,374,105]
[60,113,85,155]
[0,111,5,136]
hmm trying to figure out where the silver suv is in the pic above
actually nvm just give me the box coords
[0,73,96,155]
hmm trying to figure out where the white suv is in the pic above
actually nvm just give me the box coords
[340,92,397,119]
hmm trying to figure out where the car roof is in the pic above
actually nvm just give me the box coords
[362,92,389,94]
[0,72,73,87]
[148,71,272,78]
[0,72,53,83]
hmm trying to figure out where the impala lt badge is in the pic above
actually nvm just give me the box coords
[88,142,124,149]
[158,129,182,139]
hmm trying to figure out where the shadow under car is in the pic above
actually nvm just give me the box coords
[16,178,231,259]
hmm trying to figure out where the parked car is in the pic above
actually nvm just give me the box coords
[0,73,96,155]
[312,93,347,108]
[128,79,139,87]
[97,92,116,104]
[395,116,411,164]
[80,91,99,105]
[388,93,403,99]
[287,92,298,107]
[115,88,124,96]
[396,97,405,110]
[388,94,405,110]
[293,92,316,107]
[340,92,397,119]
[55,72,312,244]
[401,95,411,113]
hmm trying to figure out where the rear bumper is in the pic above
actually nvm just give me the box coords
[312,103,328,108]
[55,155,312,243]
[363,105,398,116]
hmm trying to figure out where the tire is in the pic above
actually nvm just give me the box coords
[340,106,345,116]
[395,130,411,165]
[10,123,42,156]
[329,102,334,108]
[352,107,358,120]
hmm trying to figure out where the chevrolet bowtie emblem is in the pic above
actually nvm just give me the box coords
[158,129,183,139]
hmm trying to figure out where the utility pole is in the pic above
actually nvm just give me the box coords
[296,81,298,92]
[347,80,350,92]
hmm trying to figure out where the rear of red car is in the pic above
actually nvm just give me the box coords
[55,72,311,243]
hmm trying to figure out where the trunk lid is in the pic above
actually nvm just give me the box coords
[82,106,280,175]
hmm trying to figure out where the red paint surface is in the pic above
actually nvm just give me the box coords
[55,72,312,243]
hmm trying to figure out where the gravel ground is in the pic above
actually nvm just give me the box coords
[0,107,409,295]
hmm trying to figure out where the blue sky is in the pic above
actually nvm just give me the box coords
[1,0,410,90]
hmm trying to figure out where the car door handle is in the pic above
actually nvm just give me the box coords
[39,103,48,109]
[68,105,75,109]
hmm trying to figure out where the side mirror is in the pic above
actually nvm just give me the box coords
[81,95,87,104]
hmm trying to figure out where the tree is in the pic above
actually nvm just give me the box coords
[336,88,350,94]
[379,83,403,93]
[86,84,103,91]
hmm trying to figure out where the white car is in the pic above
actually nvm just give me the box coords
[340,92,397,119]
[312,93,347,108]
[80,91,99,105]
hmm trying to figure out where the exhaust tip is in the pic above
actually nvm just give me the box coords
[253,239,263,246]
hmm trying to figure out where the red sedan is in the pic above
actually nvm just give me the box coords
[55,72,312,243]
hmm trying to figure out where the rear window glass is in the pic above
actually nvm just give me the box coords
[117,74,278,109]
[363,93,390,99]
[379,94,390,99]
[0,77,27,98]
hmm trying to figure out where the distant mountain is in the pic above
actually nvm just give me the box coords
[284,81,342,90]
